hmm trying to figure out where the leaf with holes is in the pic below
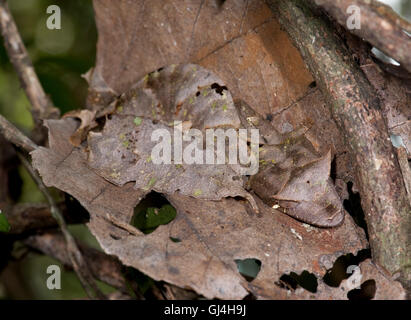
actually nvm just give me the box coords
[86,64,257,211]
[29,0,406,300]
[31,117,371,299]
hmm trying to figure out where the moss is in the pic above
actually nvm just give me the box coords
[133,116,142,126]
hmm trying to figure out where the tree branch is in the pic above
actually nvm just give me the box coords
[17,152,106,300]
[313,0,411,73]
[266,0,411,285]
[4,202,87,234]
[0,0,59,123]
[0,114,38,152]
[23,231,132,296]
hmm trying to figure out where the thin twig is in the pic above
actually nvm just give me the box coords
[24,231,137,297]
[0,114,38,152]
[0,0,59,122]
[0,87,104,299]
[17,152,106,300]
[5,202,88,234]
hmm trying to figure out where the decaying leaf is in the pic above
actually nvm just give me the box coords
[87,64,257,211]
[298,259,406,300]
[90,0,313,116]
[27,0,407,300]
[85,63,344,226]
[62,109,97,147]
[31,105,371,300]
[90,0,355,211]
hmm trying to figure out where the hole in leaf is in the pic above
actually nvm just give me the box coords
[276,270,318,293]
[323,249,371,287]
[330,155,337,182]
[276,274,297,291]
[64,194,90,222]
[371,47,400,66]
[347,279,376,300]
[131,192,177,234]
[169,237,181,243]
[343,182,368,239]
[235,258,261,282]
[93,116,107,133]
[243,292,257,300]
[390,134,405,148]
[216,0,226,8]
[211,83,228,95]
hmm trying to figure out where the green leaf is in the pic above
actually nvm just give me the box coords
[132,204,177,234]
[0,211,11,233]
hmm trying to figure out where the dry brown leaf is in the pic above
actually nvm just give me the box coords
[28,0,405,300]
[62,109,97,147]
[90,0,354,199]
[87,64,257,210]
[89,0,313,116]
[31,118,371,299]
[295,259,406,300]
[86,63,343,226]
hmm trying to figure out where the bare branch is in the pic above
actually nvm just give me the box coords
[17,152,106,300]
[24,231,132,296]
[0,114,37,152]
[4,202,87,234]
[0,0,59,122]
[312,0,411,73]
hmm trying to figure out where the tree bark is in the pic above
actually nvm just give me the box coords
[313,0,411,73]
[266,0,410,286]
